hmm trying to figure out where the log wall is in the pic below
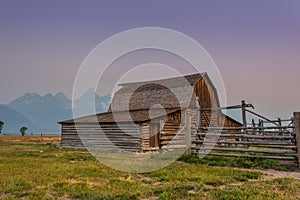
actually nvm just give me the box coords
[61,122,141,152]
[141,109,198,152]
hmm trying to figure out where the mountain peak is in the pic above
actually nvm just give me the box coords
[22,92,41,99]
[43,93,54,99]
[81,88,96,96]
[55,92,67,98]
[9,92,41,105]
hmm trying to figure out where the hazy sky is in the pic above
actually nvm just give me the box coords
[0,0,300,118]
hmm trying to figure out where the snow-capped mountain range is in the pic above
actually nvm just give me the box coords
[0,90,111,134]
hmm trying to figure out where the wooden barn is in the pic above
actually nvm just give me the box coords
[59,73,241,152]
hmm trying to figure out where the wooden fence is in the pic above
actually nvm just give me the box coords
[191,101,300,167]
[193,125,296,160]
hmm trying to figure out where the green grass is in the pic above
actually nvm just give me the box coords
[179,154,283,170]
[0,143,300,199]
[212,178,300,200]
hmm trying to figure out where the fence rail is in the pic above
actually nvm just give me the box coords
[191,101,299,166]
[194,153,296,161]
[193,127,296,160]
[198,126,295,130]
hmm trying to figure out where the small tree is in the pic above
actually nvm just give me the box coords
[0,121,4,134]
[20,127,28,136]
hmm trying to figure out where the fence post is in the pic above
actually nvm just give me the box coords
[293,112,300,168]
[185,110,192,155]
[241,100,247,130]
[241,100,248,148]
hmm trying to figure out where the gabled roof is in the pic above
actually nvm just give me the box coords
[118,73,205,91]
[109,73,205,112]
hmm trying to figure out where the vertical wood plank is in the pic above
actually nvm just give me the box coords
[196,97,200,129]
[241,100,248,149]
[293,112,300,168]
[186,110,191,155]
[241,100,247,130]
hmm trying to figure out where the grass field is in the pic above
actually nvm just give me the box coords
[1,136,300,199]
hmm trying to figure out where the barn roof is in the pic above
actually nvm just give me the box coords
[59,108,181,124]
[118,73,205,91]
[109,73,206,112]
[59,73,239,125]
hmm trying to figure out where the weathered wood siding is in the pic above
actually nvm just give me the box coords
[201,111,241,129]
[194,75,224,128]
[194,75,220,109]
[61,123,85,148]
[223,116,242,129]
[141,123,151,150]
[141,111,182,151]
[61,122,141,152]
[141,109,197,151]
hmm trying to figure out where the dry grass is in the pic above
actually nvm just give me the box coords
[1,136,300,199]
[0,135,61,145]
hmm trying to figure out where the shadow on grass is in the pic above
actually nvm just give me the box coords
[178,154,287,170]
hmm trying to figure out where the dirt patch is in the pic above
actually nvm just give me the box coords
[261,169,300,180]
[215,163,300,181]
[140,197,159,200]
[0,194,10,199]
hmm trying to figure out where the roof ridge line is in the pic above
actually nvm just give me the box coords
[118,72,205,86]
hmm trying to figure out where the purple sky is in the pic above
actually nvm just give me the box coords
[0,0,300,118]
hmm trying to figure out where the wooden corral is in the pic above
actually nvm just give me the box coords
[59,73,241,152]
[192,101,300,166]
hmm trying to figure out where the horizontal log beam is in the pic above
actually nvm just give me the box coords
[198,126,295,130]
[192,147,297,154]
[193,140,296,146]
[196,133,294,140]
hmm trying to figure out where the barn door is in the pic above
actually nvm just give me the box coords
[150,123,160,148]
